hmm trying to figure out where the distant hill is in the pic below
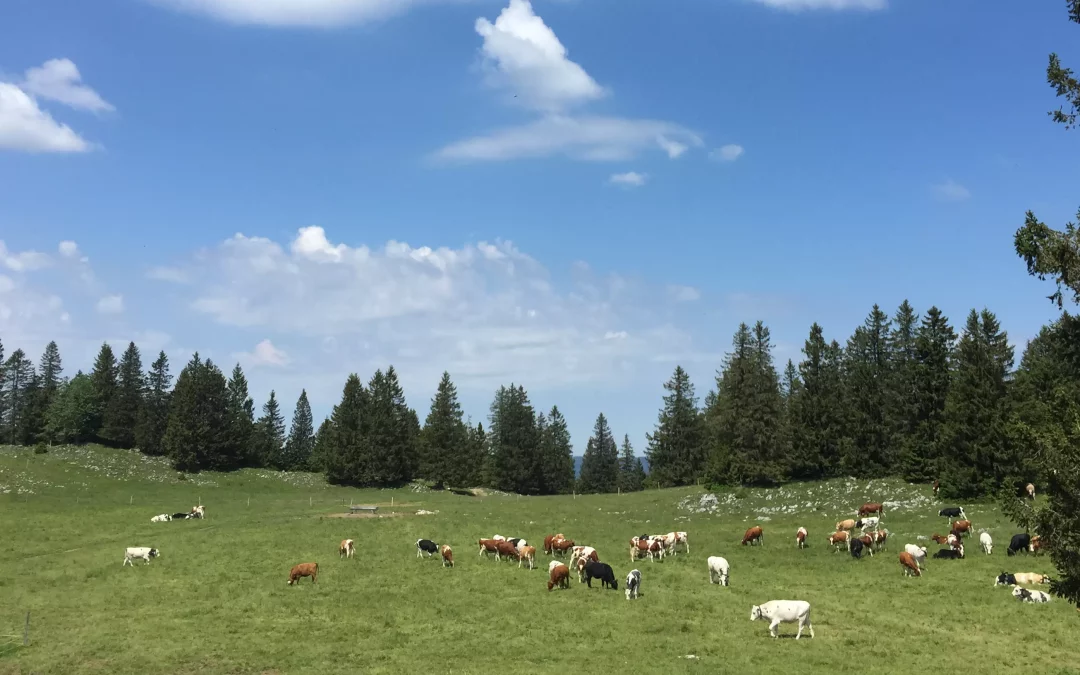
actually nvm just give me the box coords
[573,455,649,477]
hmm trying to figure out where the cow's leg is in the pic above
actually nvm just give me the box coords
[769,620,780,638]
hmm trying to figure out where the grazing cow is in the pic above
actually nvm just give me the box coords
[938,507,966,520]
[547,563,570,591]
[570,545,597,567]
[551,538,575,557]
[416,539,439,558]
[707,556,730,586]
[872,529,889,551]
[796,527,807,549]
[441,545,454,568]
[859,502,884,517]
[742,526,764,546]
[339,539,355,559]
[287,562,318,585]
[478,538,500,558]
[494,541,519,562]
[980,532,993,555]
[1026,483,1036,500]
[933,479,939,496]
[1012,586,1051,603]
[1030,535,1044,553]
[836,519,856,533]
[492,535,506,542]
[904,544,928,569]
[899,551,921,577]
[1007,533,1031,556]
[122,547,159,566]
[856,517,880,532]
[995,572,1051,587]
[850,538,865,559]
[543,533,565,555]
[150,514,171,523]
[625,569,641,600]
[674,531,689,555]
[856,534,875,556]
[828,531,850,552]
[517,545,536,570]
[951,520,972,536]
[576,556,589,583]
[933,547,964,560]
[584,561,618,590]
[749,600,814,639]
[548,560,564,573]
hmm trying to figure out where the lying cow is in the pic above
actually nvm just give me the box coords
[625,569,641,600]
[150,514,171,523]
[287,562,318,585]
[171,512,189,520]
[123,547,159,566]
[583,561,618,590]
[750,600,814,639]
[995,572,1051,587]
[416,539,439,558]
[1007,533,1031,556]
[340,539,355,559]
[708,556,730,586]
[933,547,964,560]
[1013,586,1051,603]
[547,562,570,591]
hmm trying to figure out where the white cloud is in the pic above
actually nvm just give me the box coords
[21,59,114,113]
[435,115,702,162]
[475,0,605,113]
[657,136,688,159]
[58,241,79,258]
[710,144,744,162]
[750,0,886,10]
[236,338,290,367]
[96,294,124,314]
[145,0,425,27]
[0,82,92,153]
[668,285,701,302]
[603,330,628,340]
[934,179,971,202]
[609,171,647,187]
[0,240,51,272]
[147,265,192,284]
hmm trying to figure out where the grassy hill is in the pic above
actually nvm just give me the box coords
[1,445,1076,675]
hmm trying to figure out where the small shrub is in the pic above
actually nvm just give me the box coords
[34,443,48,455]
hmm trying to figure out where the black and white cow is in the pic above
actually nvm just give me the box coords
[1007,533,1031,557]
[584,561,618,590]
[150,514,171,523]
[933,547,964,560]
[172,512,189,520]
[123,547,160,566]
[625,569,641,600]
[416,539,439,558]
[849,538,865,559]
[938,507,966,519]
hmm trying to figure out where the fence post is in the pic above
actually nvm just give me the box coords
[23,611,30,646]
[309,496,312,507]
[130,495,133,505]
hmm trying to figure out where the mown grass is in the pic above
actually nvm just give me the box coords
[1,445,1077,675]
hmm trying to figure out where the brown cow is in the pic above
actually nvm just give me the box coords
[796,527,807,549]
[898,551,921,577]
[494,541,518,562]
[478,538,500,558]
[518,545,536,569]
[872,529,889,550]
[951,520,972,536]
[932,480,939,497]
[441,545,454,568]
[543,533,565,555]
[742,526,764,546]
[339,539,355,559]
[836,519,856,532]
[1026,483,1036,500]
[1031,535,1044,553]
[828,531,849,552]
[859,502,884,517]
[551,538,575,556]
[548,562,570,591]
[287,562,318,585]
[856,534,875,556]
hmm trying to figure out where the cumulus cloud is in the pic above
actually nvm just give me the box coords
[750,0,886,10]
[236,338,290,367]
[147,266,192,284]
[609,171,647,187]
[144,0,426,27]
[668,285,701,302]
[96,294,124,314]
[21,59,115,113]
[934,179,971,202]
[710,144,744,162]
[0,58,110,153]
[0,241,51,272]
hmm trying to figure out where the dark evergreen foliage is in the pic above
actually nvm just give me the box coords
[788,324,845,479]
[45,372,97,444]
[163,354,233,472]
[2,348,34,444]
[578,412,618,493]
[487,384,542,494]
[88,343,118,443]
[617,434,645,492]
[225,364,257,467]
[135,351,172,456]
[899,307,956,482]
[538,406,575,494]
[100,342,144,448]
[284,389,315,471]
[645,366,706,487]
[842,305,893,476]
[254,390,287,469]
[419,372,470,488]
[324,374,370,486]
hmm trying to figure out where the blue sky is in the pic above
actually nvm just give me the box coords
[0,0,1077,455]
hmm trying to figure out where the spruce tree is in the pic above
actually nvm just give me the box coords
[101,342,144,448]
[842,305,893,476]
[45,372,97,444]
[284,389,315,471]
[645,366,707,487]
[899,307,956,482]
[88,343,118,443]
[579,412,619,493]
[255,390,287,469]
[2,349,34,444]
[18,372,48,445]
[38,341,63,412]
[538,405,575,494]
[617,434,645,492]
[890,301,921,471]
[310,417,333,472]
[364,367,417,486]
[163,354,231,471]
[225,364,257,467]
[487,384,542,494]
[789,324,846,479]
[135,351,171,456]
[324,374,369,486]
[419,372,469,488]
[467,421,488,488]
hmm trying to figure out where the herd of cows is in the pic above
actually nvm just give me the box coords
[121,484,1058,639]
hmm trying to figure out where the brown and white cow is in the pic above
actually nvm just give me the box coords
[932,479,939,497]
[742,526,764,546]
[478,538,500,558]
[898,551,921,577]
[828,531,850,552]
[551,538,575,557]
[287,562,319,585]
[543,533,566,555]
[856,534,875,556]
[548,562,570,591]
[494,540,519,562]
[1026,483,1036,500]
[796,527,807,549]
[836,519,856,533]
[872,529,889,551]
[441,545,454,567]
[339,539,355,559]
[518,545,536,570]
[951,520,972,536]
[1030,535,1044,553]
[859,502,884,517]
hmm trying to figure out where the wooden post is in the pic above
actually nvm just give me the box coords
[23,611,30,646]
[391,497,394,507]
[247,496,250,507]
[130,495,133,505]
[309,496,312,507]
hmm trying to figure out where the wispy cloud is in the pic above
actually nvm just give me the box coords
[668,284,701,302]
[710,144,744,162]
[21,59,114,113]
[609,171,647,187]
[235,338,290,367]
[96,294,125,315]
[934,178,971,202]
[0,58,110,153]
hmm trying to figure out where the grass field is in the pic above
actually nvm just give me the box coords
[1,445,1077,675]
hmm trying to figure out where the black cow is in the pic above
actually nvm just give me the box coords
[171,513,189,520]
[850,538,864,559]
[938,507,965,519]
[416,539,439,558]
[995,572,1017,586]
[584,561,618,590]
[1007,533,1031,556]
[933,548,964,559]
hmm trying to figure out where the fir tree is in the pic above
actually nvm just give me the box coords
[101,342,144,448]
[38,340,63,406]
[17,372,45,445]
[419,372,469,488]
[842,305,893,476]
[255,390,287,469]
[364,367,417,486]
[310,417,333,472]
[135,351,171,456]
[224,364,257,467]
[487,384,542,494]
[88,343,118,443]
[789,324,846,479]
[324,374,369,486]
[467,421,488,488]
[899,307,956,482]
[890,301,921,471]
[163,354,232,472]
[2,349,34,444]
[538,405,575,494]
[617,434,645,492]
[579,412,619,493]
[45,372,97,444]
[645,366,707,487]
[283,389,315,471]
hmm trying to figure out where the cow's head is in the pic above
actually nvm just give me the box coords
[149,548,159,558]
[996,572,1015,586]
[750,605,762,621]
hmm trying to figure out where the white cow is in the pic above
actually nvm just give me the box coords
[980,532,993,555]
[858,517,880,532]
[750,600,814,639]
[675,531,689,555]
[707,556,730,587]
[150,514,171,523]
[625,569,641,600]
[904,544,928,570]
[1012,586,1051,603]
[123,547,160,566]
